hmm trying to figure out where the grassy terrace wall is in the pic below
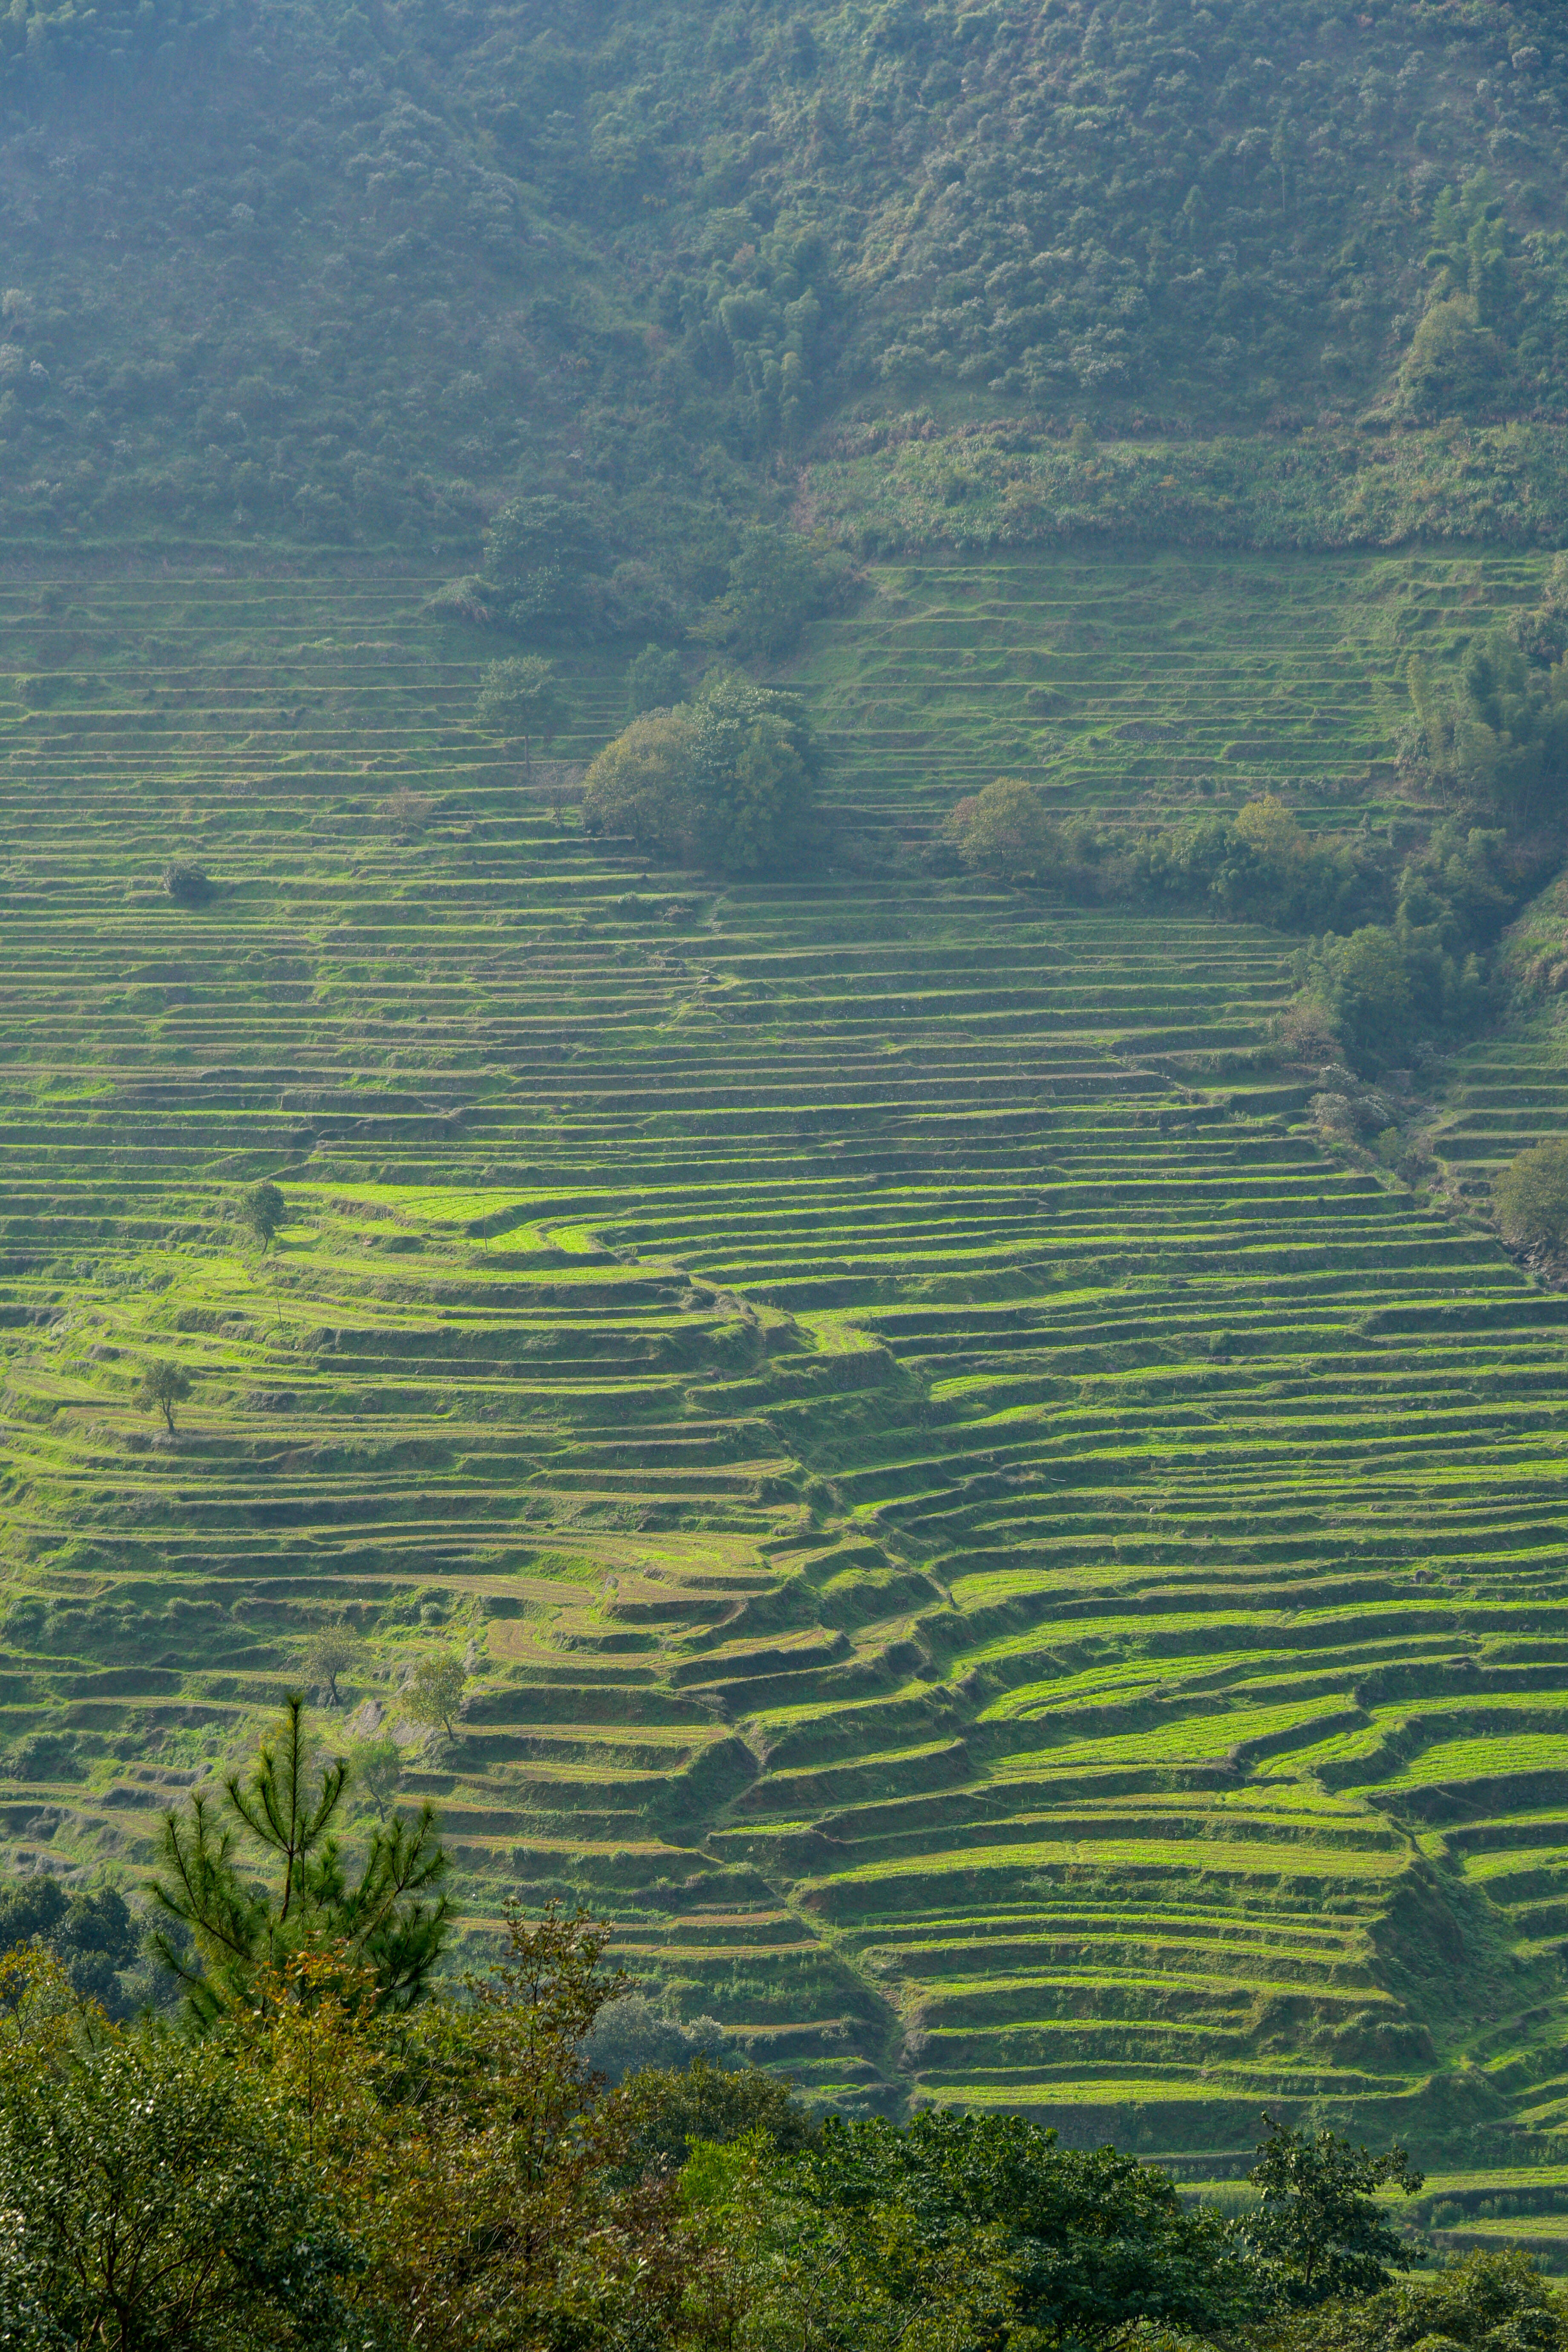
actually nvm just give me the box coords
[3,555,1568,2170]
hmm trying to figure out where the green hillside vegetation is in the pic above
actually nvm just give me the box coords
[5,0,1568,568]
[0,1843,1483,2352]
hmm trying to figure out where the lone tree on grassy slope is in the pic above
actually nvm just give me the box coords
[149,1693,450,2023]
[476,654,561,776]
[582,672,821,876]
[403,1652,466,1746]
[301,1622,363,1707]
[348,1735,402,1820]
[945,775,1058,883]
[135,1358,191,1435]
[238,1179,286,1254]
[1495,1136,1568,1256]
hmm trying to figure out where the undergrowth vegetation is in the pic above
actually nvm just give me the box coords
[0,1812,1474,2352]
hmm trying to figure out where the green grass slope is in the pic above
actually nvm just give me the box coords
[5,553,1568,2171]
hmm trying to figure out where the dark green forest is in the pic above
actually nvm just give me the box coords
[6,0,1568,582]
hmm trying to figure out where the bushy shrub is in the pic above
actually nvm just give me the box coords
[161,860,212,906]
[625,643,686,720]
[423,576,495,625]
[693,526,856,661]
[483,494,609,631]
[1278,995,1341,1064]
[581,1993,731,2085]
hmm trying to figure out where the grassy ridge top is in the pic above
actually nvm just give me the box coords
[5,0,1568,559]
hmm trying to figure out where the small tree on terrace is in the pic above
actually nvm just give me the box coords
[302,1622,364,1707]
[403,1652,467,1747]
[238,1179,286,1254]
[349,1735,402,1820]
[476,654,561,776]
[1495,1136,1568,1256]
[946,775,1057,883]
[135,1358,191,1435]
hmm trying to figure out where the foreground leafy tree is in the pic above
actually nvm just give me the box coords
[780,2110,1262,2350]
[1495,1137,1568,1255]
[681,2127,1015,2352]
[0,1949,354,2350]
[134,1357,190,1435]
[247,1906,712,2352]
[583,672,821,875]
[149,1694,450,2023]
[1241,2117,1423,2306]
[1276,2248,1568,2352]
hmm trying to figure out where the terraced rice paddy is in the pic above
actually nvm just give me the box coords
[3,553,1568,2172]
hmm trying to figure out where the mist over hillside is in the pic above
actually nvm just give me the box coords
[4,0,1568,573]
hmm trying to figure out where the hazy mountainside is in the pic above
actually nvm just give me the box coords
[6,0,1568,568]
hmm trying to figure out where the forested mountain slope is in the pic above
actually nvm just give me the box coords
[5,0,1568,569]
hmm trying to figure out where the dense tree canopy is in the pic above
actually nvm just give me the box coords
[0,1701,1523,2352]
[583,674,821,875]
[2,0,1567,556]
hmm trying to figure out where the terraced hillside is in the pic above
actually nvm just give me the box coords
[799,547,1551,830]
[6,555,1568,2168]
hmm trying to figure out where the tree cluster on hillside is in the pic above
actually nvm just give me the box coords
[947,551,1568,1074]
[3,0,1568,552]
[1402,558,1568,825]
[946,781,1378,931]
[582,671,823,874]
[0,1698,1524,2351]
[945,772,1533,1071]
